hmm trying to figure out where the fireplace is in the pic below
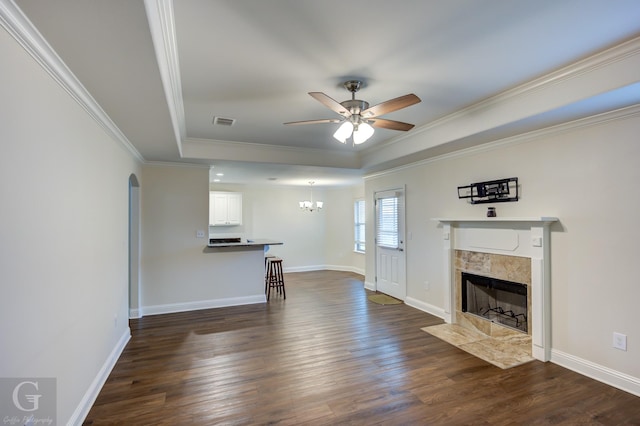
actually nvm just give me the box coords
[461,272,528,333]
[434,216,557,361]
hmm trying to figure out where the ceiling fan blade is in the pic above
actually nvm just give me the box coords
[309,92,352,118]
[284,118,342,126]
[369,118,415,131]
[361,93,421,118]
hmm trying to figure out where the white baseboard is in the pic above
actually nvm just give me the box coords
[141,266,365,317]
[283,264,325,273]
[283,264,365,276]
[402,300,640,397]
[142,294,266,316]
[404,297,446,320]
[323,264,365,275]
[364,281,376,291]
[550,349,640,397]
[69,328,131,426]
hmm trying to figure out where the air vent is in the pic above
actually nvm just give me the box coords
[212,116,236,126]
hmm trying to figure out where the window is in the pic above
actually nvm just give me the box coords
[354,199,365,253]
[376,196,399,249]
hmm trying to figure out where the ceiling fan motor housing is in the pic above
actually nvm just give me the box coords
[284,77,419,133]
[340,99,370,116]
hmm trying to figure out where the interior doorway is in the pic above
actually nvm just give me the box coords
[129,174,141,318]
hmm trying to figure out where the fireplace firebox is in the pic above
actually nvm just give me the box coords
[461,272,528,333]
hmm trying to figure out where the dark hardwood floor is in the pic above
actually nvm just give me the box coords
[84,271,640,425]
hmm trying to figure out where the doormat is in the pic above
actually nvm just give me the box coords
[368,293,402,305]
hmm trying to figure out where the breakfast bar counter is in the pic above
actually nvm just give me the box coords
[206,238,283,248]
[201,238,283,305]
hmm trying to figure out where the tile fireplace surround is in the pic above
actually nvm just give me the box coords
[434,217,558,361]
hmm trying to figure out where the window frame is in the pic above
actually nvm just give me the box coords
[354,199,366,253]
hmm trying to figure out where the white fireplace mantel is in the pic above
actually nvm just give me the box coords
[433,216,558,223]
[433,216,558,361]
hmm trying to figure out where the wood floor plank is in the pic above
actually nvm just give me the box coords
[83,271,640,424]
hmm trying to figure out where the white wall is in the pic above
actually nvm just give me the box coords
[244,184,327,269]
[324,184,365,274]
[3,5,636,421]
[207,182,364,273]
[364,108,640,390]
[0,27,140,424]
[140,168,364,312]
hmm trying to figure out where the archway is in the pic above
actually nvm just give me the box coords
[129,174,141,318]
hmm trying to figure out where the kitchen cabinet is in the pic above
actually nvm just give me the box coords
[209,192,242,226]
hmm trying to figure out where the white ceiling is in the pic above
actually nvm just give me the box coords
[13,0,640,186]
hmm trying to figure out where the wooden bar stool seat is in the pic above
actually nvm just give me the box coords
[266,257,285,301]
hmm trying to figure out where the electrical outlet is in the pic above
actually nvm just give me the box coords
[114,314,118,328]
[424,281,430,291]
[196,230,206,238]
[613,332,627,351]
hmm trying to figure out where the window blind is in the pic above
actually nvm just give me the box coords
[376,196,399,248]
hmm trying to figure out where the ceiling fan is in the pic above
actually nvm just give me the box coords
[284,80,421,145]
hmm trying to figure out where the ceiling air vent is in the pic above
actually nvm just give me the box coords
[212,116,236,126]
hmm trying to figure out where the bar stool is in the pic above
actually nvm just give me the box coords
[266,257,285,301]
[264,254,276,294]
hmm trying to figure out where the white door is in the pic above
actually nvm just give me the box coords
[375,188,406,300]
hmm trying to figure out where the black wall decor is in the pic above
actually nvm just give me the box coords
[458,177,519,204]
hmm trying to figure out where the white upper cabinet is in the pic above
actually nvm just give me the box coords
[209,192,242,226]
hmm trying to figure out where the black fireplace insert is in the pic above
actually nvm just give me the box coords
[461,272,528,333]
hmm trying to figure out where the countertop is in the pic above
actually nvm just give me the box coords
[207,238,283,248]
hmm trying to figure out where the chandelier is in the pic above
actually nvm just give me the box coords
[299,181,323,212]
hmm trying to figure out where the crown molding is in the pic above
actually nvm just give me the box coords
[183,137,361,168]
[0,0,144,162]
[362,35,640,163]
[143,160,210,169]
[184,137,357,157]
[463,34,640,113]
[364,103,640,181]
[144,0,185,157]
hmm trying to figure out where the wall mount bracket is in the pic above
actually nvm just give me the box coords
[457,177,518,204]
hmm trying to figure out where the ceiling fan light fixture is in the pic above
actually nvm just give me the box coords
[333,121,353,143]
[353,122,374,144]
[286,80,420,145]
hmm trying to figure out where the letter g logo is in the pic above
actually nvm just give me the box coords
[12,381,42,412]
